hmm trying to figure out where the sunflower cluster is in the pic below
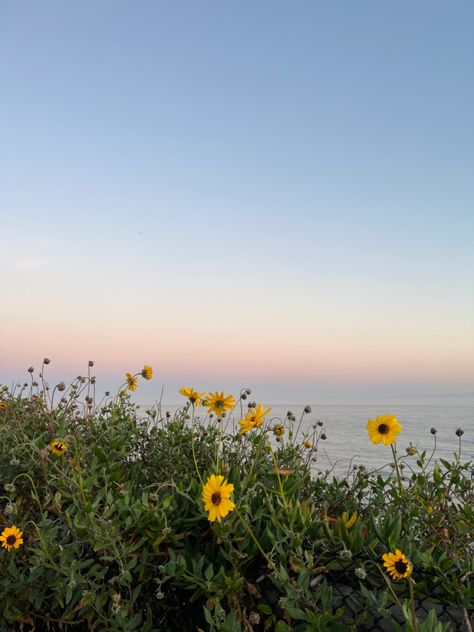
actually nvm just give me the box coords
[125,365,154,392]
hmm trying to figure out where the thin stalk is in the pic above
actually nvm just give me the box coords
[408,577,418,632]
[390,443,404,496]
[190,404,203,486]
[234,506,283,580]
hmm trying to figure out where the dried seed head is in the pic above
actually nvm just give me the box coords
[57,382,66,392]
[249,612,260,625]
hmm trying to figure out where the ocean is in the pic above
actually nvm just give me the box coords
[140,401,474,477]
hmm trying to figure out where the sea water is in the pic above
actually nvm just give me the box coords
[141,402,474,477]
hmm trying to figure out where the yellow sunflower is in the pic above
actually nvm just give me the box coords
[366,414,402,445]
[202,474,235,522]
[0,525,23,550]
[49,439,67,456]
[179,387,205,406]
[382,549,412,580]
[125,373,138,391]
[141,365,153,380]
[205,391,236,416]
[273,424,285,437]
[238,404,271,434]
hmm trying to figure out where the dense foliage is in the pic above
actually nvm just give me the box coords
[0,369,472,631]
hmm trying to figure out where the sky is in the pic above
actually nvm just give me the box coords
[1,1,473,403]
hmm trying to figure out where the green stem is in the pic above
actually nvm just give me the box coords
[265,434,289,516]
[234,506,283,580]
[190,404,203,486]
[408,577,418,632]
[391,443,404,496]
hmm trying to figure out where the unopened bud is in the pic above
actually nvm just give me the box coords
[455,427,464,437]
[430,427,437,435]
[28,367,34,373]
[304,405,312,414]
[43,358,51,365]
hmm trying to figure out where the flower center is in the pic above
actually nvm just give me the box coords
[6,535,16,545]
[378,423,389,434]
[211,492,221,506]
[394,560,408,575]
[55,443,63,451]
[215,401,224,409]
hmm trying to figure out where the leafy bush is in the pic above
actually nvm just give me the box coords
[0,367,472,631]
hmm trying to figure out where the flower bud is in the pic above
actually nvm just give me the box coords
[28,367,34,373]
[304,405,312,414]
[43,358,51,365]
[455,427,464,437]
[430,427,437,435]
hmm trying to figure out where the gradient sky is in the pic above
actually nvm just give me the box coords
[1,1,473,402]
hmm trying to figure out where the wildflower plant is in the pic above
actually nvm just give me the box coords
[0,363,470,631]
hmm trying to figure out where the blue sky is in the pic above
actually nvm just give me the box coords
[1,1,473,402]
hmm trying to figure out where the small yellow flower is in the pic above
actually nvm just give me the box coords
[382,549,412,580]
[202,474,235,522]
[238,404,271,434]
[205,391,236,416]
[273,424,285,437]
[427,505,434,514]
[303,440,313,449]
[0,402,6,410]
[179,387,205,406]
[0,525,23,550]
[125,373,138,391]
[366,414,402,445]
[141,365,153,380]
[49,440,67,456]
